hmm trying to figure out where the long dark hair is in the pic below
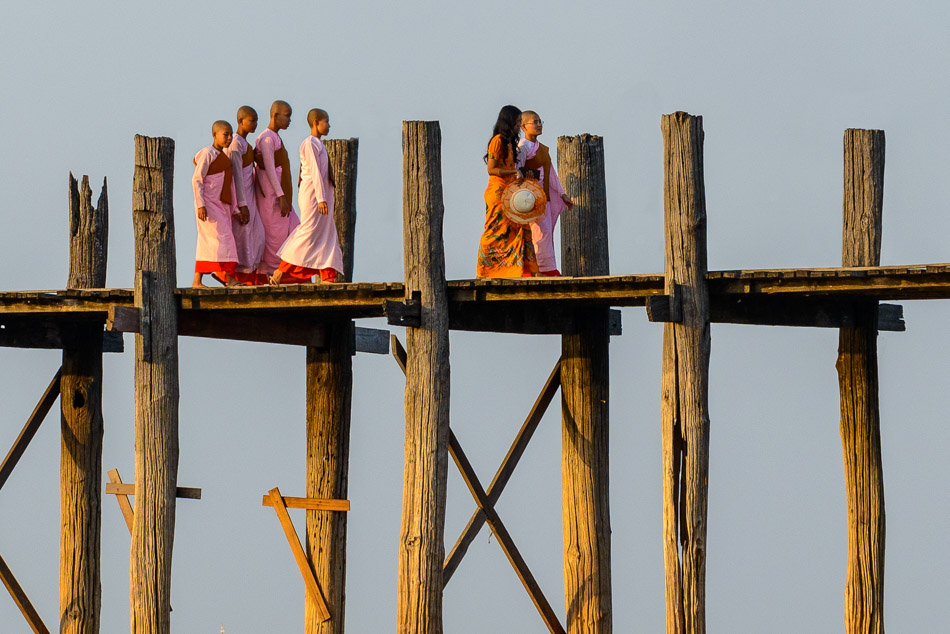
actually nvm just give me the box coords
[484,105,522,165]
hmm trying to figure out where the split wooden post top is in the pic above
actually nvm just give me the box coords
[60,172,109,634]
[660,111,711,634]
[397,120,451,634]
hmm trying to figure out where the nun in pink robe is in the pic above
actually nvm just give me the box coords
[225,134,266,283]
[192,145,239,278]
[254,127,300,274]
[274,134,343,283]
[517,137,569,275]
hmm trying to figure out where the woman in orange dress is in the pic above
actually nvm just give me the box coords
[476,105,539,278]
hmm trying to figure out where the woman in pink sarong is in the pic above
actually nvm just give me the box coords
[254,100,300,275]
[192,120,240,287]
[226,105,267,285]
[270,108,343,285]
[517,110,574,276]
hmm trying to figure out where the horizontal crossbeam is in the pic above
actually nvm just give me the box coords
[0,317,122,352]
[105,482,202,499]
[261,496,350,511]
[648,293,905,331]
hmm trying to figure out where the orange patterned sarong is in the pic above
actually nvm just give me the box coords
[475,135,538,278]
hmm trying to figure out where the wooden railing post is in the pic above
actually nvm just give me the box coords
[60,173,108,633]
[660,112,711,634]
[306,138,358,633]
[557,134,613,633]
[396,121,450,633]
[130,135,179,634]
[838,128,886,634]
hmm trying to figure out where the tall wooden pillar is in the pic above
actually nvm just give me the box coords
[130,135,179,634]
[396,121,450,633]
[60,174,108,633]
[306,138,358,633]
[837,128,886,634]
[659,112,710,634]
[557,134,613,633]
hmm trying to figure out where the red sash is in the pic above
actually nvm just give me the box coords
[242,140,255,168]
[255,134,294,200]
[523,142,553,202]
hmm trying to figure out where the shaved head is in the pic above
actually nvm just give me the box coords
[307,108,329,128]
[270,100,291,116]
[237,105,257,121]
[521,110,539,123]
[211,120,232,135]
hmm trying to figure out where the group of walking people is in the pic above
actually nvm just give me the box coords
[191,102,574,286]
[476,105,575,278]
[191,100,342,287]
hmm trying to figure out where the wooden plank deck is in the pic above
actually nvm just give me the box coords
[0,264,948,317]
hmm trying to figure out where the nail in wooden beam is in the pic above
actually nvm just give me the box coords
[838,128,886,634]
[131,134,179,633]
[396,121,451,634]
[557,133,613,634]
[660,111,711,634]
[61,172,109,634]
[305,137,359,634]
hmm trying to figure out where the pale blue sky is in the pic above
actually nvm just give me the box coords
[2,1,949,631]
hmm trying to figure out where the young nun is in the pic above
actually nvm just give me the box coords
[517,110,574,276]
[192,120,241,287]
[226,105,267,284]
[269,108,343,285]
[254,100,300,275]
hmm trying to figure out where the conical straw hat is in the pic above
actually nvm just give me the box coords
[501,178,546,225]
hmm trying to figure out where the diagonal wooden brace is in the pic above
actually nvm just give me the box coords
[0,368,62,492]
[391,336,565,634]
[263,487,348,623]
[0,552,51,634]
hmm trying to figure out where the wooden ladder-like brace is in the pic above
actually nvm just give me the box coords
[392,336,566,634]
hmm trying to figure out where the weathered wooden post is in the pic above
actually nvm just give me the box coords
[396,121,450,633]
[60,174,108,633]
[837,128,886,634]
[130,135,179,633]
[305,138,358,633]
[659,112,710,634]
[557,134,613,633]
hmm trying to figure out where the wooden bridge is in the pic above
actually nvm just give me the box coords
[0,116,936,633]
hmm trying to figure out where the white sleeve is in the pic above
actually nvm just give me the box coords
[313,143,328,204]
[225,142,246,206]
[192,150,211,209]
[516,140,529,168]
[259,136,283,193]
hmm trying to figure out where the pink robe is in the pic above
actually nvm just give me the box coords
[518,138,567,273]
[277,136,344,274]
[192,146,239,266]
[254,128,300,273]
[225,135,265,273]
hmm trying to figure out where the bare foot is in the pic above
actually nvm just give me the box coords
[225,276,240,287]
[192,281,209,288]
[269,270,284,286]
